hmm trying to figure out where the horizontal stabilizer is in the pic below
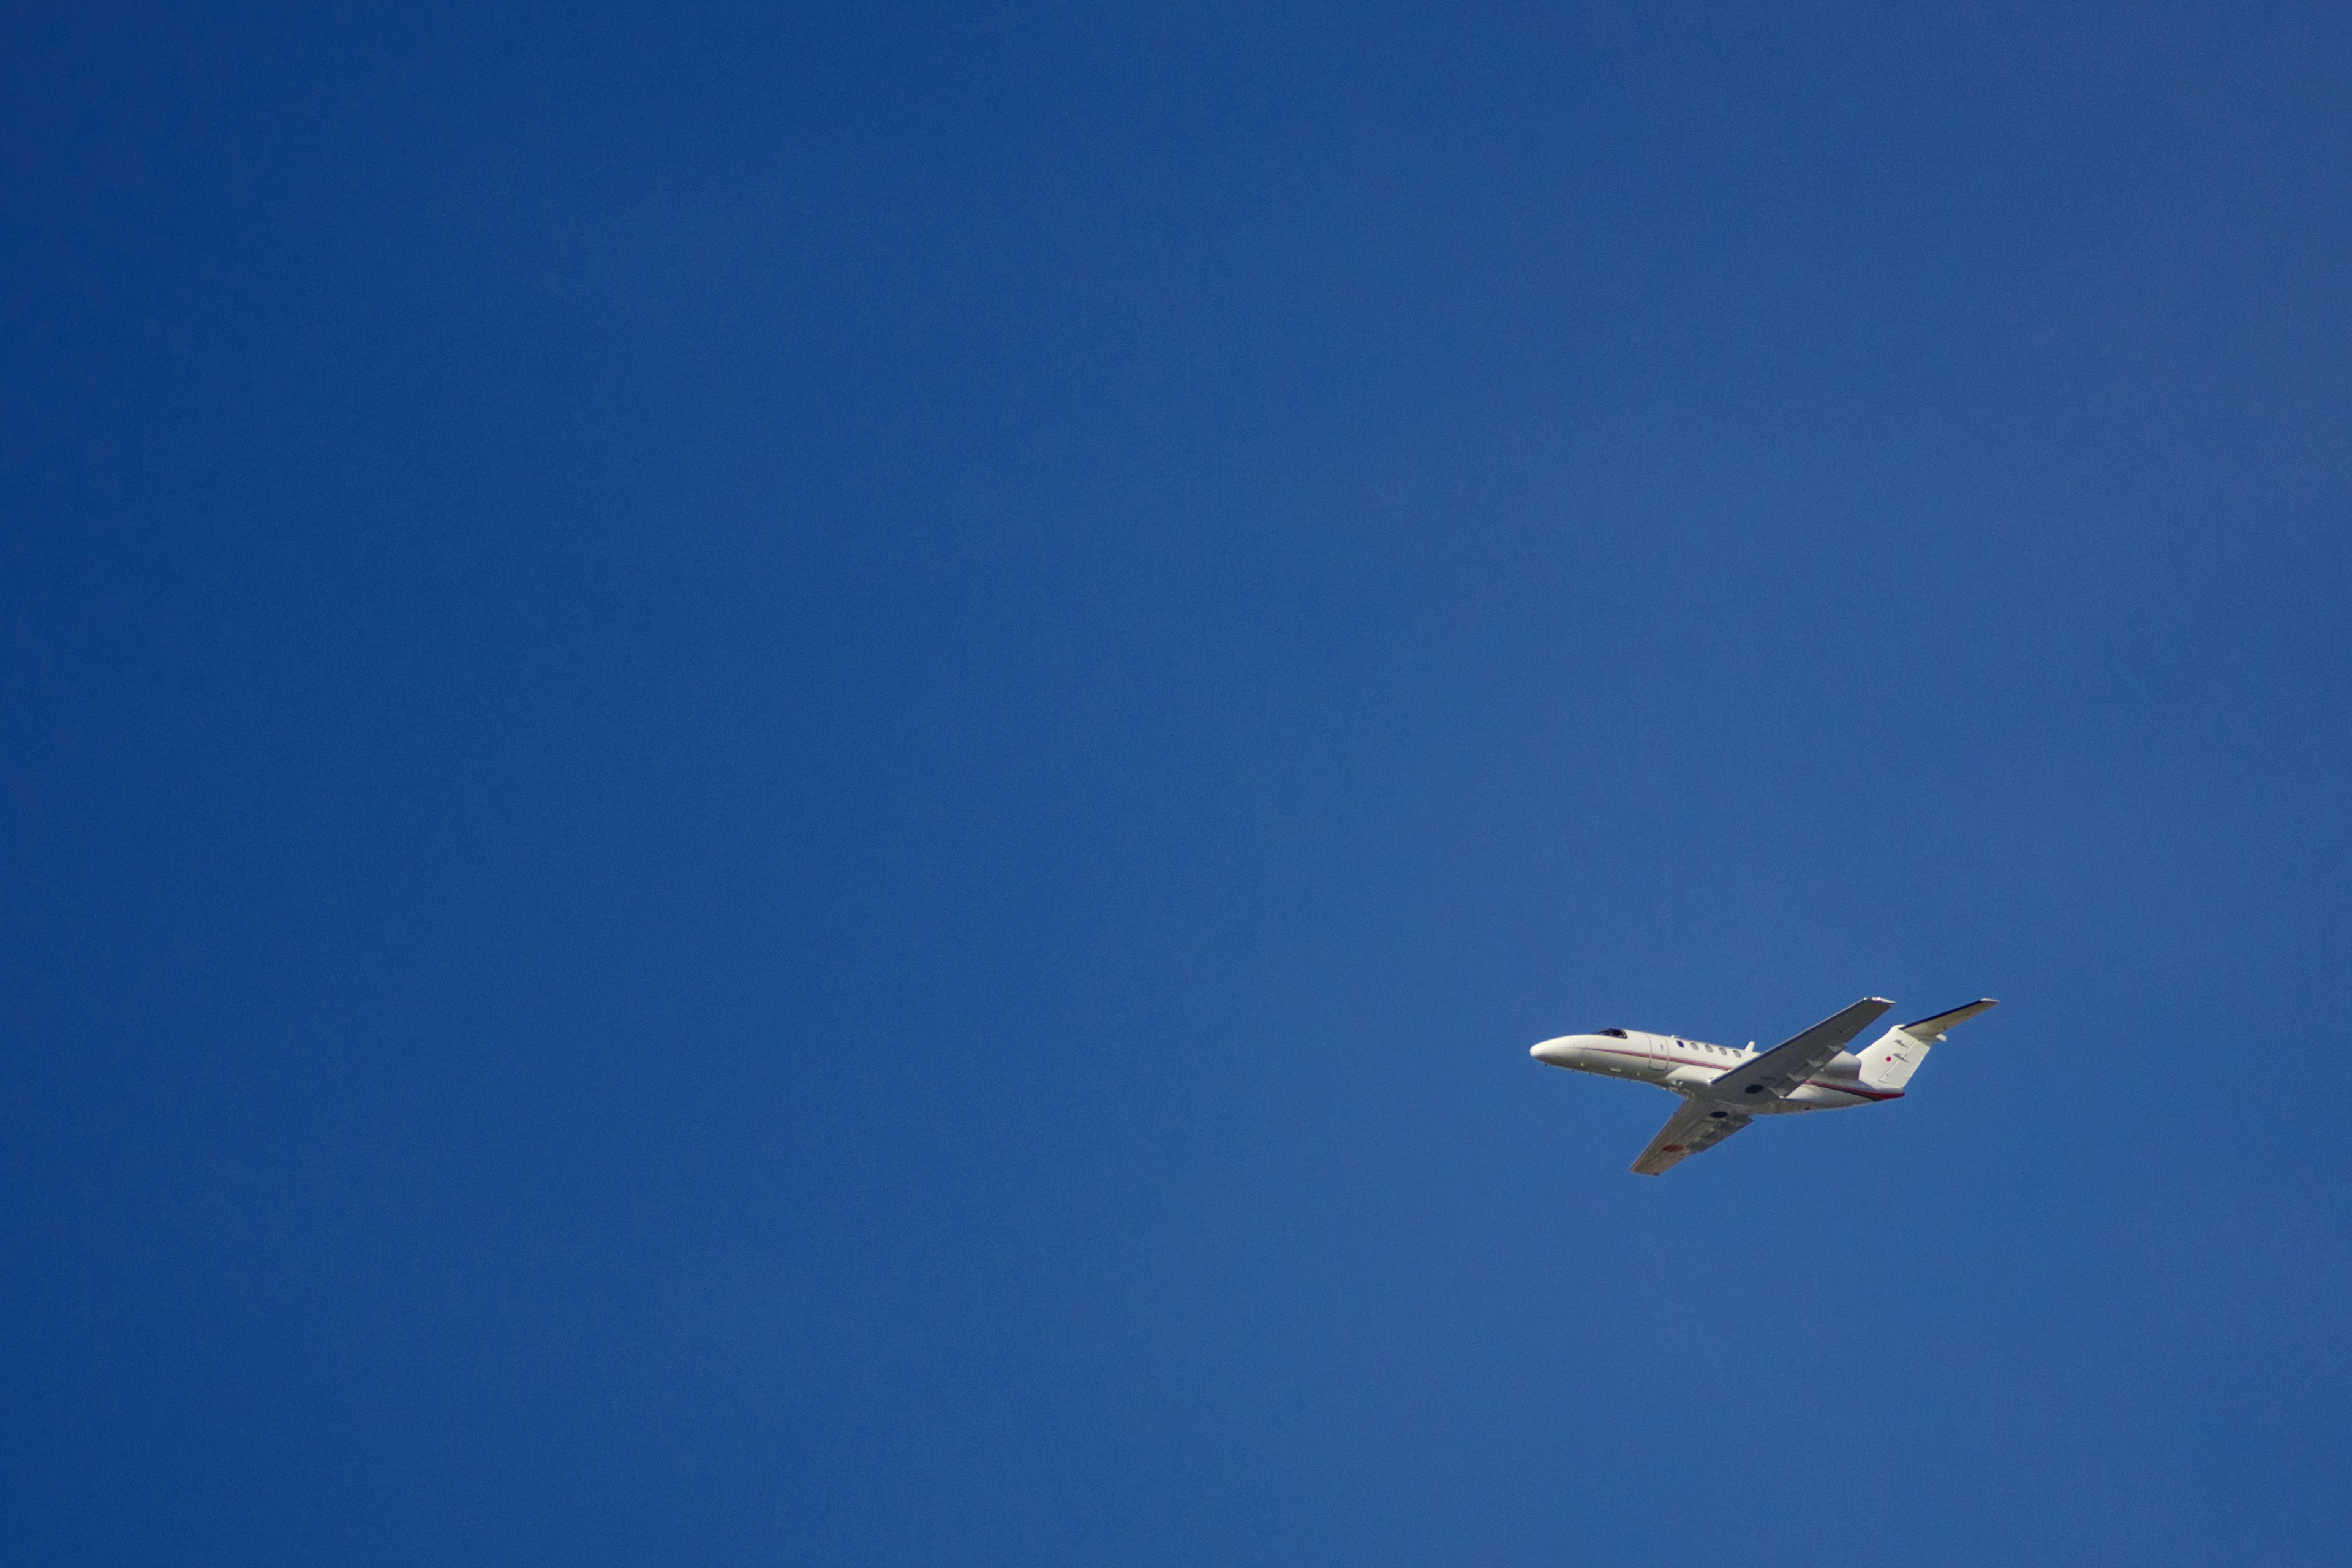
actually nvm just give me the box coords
[1858,998,1997,1091]
[1898,999,1999,1041]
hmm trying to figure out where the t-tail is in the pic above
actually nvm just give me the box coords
[1855,999,1998,1091]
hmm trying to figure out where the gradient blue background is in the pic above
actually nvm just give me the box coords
[7,3,2351,1562]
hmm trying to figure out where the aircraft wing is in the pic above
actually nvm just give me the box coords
[1709,996,1895,1102]
[1631,1100,1752,1175]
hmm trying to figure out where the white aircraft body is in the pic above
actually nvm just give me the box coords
[1529,997,1997,1175]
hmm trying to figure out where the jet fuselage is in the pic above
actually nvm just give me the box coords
[1529,1029,1900,1112]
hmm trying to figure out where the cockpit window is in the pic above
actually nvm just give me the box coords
[1599,1028,1629,1038]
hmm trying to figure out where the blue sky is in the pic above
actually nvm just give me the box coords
[6,3,2351,1562]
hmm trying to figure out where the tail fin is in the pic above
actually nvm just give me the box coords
[1855,999,1998,1091]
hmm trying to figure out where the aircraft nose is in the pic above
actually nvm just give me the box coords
[1530,1036,1577,1065]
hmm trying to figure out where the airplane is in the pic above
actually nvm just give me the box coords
[1529,996,1997,1175]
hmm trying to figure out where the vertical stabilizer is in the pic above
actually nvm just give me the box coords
[1855,1000,1997,1091]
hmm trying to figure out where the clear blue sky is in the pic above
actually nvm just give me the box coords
[7,4,2350,1562]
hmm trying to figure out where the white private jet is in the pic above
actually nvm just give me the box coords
[1529,997,1997,1175]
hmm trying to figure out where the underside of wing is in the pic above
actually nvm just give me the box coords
[1711,996,1894,1103]
[1630,1100,1753,1175]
